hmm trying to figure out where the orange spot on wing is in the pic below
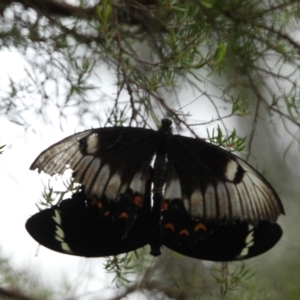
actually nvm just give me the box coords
[195,223,207,232]
[133,195,143,207]
[161,201,168,211]
[119,212,129,220]
[164,223,175,231]
[90,199,103,209]
[179,229,190,236]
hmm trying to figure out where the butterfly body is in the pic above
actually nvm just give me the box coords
[27,119,284,261]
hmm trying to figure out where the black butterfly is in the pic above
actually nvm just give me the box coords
[26,119,284,261]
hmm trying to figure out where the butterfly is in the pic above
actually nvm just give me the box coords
[26,119,284,261]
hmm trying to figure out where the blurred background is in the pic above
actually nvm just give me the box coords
[0,1,299,299]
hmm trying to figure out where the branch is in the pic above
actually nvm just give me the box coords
[1,0,96,17]
[1,0,159,27]
[0,286,37,300]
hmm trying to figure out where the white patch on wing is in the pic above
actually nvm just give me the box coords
[224,159,239,181]
[216,182,230,220]
[183,198,190,213]
[61,243,73,253]
[246,236,254,247]
[237,159,282,221]
[204,185,216,220]
[236,179,264,222]
[164,177,182,200]
[245,172,270,216]
[238,247,249,258]
[225,182,242,220]
[74,155,94,182]
[55,226,65,239]
[129,172,146,194]
[189,189,204,218]
[85,133,99,154]
[105,173,122,199]
[84,158,101,192]
[238,160,256,175]
[119,183,128,194]
[246,224,254,244]
[54,223,74,254]
[68,151,86,171]
[90,164,110,196]
[52,209,61,225]
[237,225,255,258]
[55,236,63,242]
[235,180,256,221]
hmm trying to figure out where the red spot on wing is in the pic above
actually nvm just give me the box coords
[195,223,207,232]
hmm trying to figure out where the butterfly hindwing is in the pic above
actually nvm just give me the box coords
[162,220,282,261]
[26,191,152,257]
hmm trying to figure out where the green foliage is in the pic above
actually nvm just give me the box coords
[0,0,299,139]
[36,177,81,209]
[231,95,252,116]
[207,125,246,152]
[213,262,254,298]
[104,252,142,287]
[0,144,5,154]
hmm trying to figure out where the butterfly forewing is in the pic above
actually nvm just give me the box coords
[30,127,158,199]
[166,135,284,223]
